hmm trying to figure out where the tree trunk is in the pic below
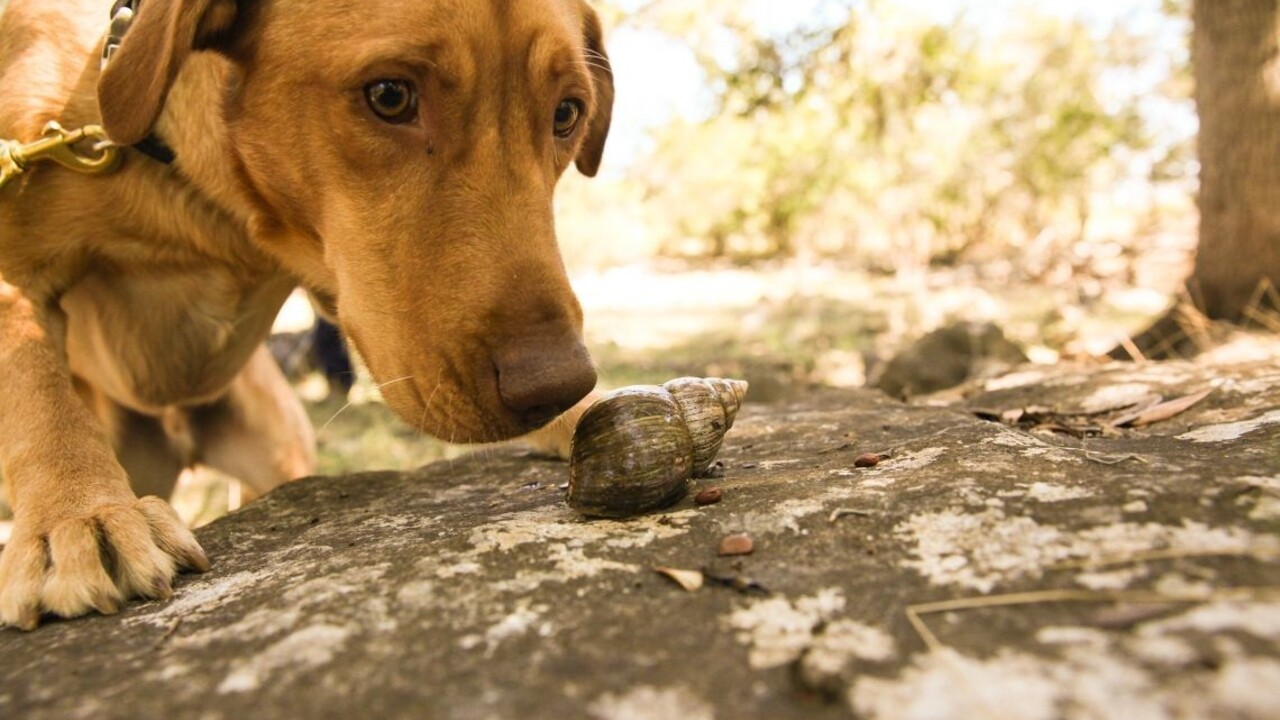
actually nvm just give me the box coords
[1114,1,1280,359]
[1191,0,1280,321]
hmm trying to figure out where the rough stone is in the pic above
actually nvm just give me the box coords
[871,321,1029,399]
[2,358,1279,720]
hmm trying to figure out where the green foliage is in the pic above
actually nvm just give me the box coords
[594,1,1192,268]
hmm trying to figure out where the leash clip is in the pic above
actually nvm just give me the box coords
[0,122,122,192]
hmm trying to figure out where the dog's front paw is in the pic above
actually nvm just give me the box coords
[0,497,210,630]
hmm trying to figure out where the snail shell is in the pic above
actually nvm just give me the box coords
[662,377,746,475]
[567,377,748,518]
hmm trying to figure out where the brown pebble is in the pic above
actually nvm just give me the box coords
[854,453,881,468]
[719,533,754,557]
[695,488,724,506]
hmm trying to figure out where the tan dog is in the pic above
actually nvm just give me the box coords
[0,0,611,629]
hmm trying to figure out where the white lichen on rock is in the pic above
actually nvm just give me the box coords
[851,649,1061,720]
[588,685,716,720]
[797,619,898,689]
[851,639,1280,720]
[468,505,696,554]
[725,589,851,669]
[897,510,1266,592]
[217,623,356,693]
[895,509,1070,592]
[1025,482,1093,503]
[885,447,948,472]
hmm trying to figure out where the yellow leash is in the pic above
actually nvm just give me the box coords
[0,121,122,192]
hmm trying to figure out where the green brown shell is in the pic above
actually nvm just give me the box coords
[567,386,694,518]
[566,378,749,519]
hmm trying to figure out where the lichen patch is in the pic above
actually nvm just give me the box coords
[735,490,858,535]
[897,511,1266,592]
[1211,658,1280,719]
[805,619,898,667]
[1141,601,1280,640]
[884,447,947,472]
[587,685,716,720]
[216,623,355,693]
[129,567,285,629]
[468,506,695,554]
[982,431,1081,463]
[1025,482,1092,503]
[849,639,1280,720]
[850,649,1060,720]
[896,510,1069,592]
[478,600,551,655]
[726,589,848,669]
[1073,565,1149,591]
[546,543,638,579]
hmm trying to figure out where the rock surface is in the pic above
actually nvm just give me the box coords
[871,321,1028,399]
[3,359,1279,720]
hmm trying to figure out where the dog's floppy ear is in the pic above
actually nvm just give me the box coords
[575,3,613,178]
[98,0,239,145]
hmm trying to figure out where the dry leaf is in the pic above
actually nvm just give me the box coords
[1001,408,1025,424]
[654,566,704,592]
[1112,389,1212,428]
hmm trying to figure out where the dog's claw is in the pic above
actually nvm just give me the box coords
[136,496,210,574]
[14,604,39,632]
[183,545,211,574]
[93,589,122,615]
[151,574,173,600]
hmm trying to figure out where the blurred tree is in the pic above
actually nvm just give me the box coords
[1120,0,1280,357]
[618,1,1177,269]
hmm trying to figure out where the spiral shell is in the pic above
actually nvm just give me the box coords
[566,377,748,518]
[662,377,747,476]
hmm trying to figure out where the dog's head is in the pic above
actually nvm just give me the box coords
[98,0,613,442]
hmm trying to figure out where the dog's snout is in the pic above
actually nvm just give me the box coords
[494,335,596,428]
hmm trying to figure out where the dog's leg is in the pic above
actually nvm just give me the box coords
[115,409,192,500]
[73,378,190,500]
[0,281,209,630]
[192,345,317,502]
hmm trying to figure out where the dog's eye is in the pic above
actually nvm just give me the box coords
[365,80,417,123]
[554,99,584,138]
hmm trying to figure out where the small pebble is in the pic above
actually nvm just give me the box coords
[719,532,754,557]
[854,453,881,468]
[695,487,724,506]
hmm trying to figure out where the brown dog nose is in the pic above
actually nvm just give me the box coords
[494,335,597,428]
